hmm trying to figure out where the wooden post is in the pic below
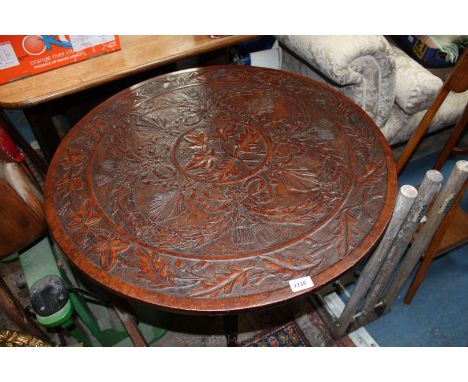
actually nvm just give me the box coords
[433,103,468,171]
[334,185,418,338]
[360,170,443,318]
[223,315,238,347]
[384,160,468,308]
[404,179,468,303]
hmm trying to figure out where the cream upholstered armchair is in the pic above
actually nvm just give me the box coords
[276,36,468,145]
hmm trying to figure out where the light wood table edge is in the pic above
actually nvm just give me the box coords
[0,35,256,109]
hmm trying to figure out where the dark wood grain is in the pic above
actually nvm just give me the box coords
[45,66,396,314]
[0,160,46,257]
[433,103,468,171]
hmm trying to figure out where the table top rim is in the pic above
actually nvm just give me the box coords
[44,65,397,314]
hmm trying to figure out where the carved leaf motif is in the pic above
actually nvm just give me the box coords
[60,148,86,170]
[92,233,130,271]
[136,115,168,136]
[234,129,260,156]
[153,256,175,285]
[261,250,325,273]
[213,125,238,140]
[230,213,277,246]
[119,248,160,285]
[149,190,186,222]
[216,160,239,181]
[245,176,273,203]
[359,159,385,189]
[190,266,255,298]
[56,173,84,196]
[271,167,321,192]
[185,150,217,171]
[165,87,216,125]
[188,247,326,298]
[250,222,277,246]
[67,199,100,233]
[231,221,254,245]
[184,131,208,150]
[261,258,283,273]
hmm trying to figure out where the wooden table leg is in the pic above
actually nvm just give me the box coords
[113,304,147,347]
[105,292,147,347]
[23,104,62,163]
[433,103,468,171]
[223,315,238,347]
[0,276,49,342]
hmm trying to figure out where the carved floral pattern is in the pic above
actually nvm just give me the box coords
[50,67,390,304]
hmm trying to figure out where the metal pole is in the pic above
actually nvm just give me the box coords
[384,160,468,308]
[334,185,418,338]
[360,170,443,318]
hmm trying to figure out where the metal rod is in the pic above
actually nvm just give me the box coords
[334,185,418,337]
[361,170,443,317]
[384,160,468,308]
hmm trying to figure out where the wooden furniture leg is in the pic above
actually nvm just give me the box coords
[23,103,62,163]
[113,304,147,347]
[397,49,468,174]
[0,276,48,341]
[404,180,468,304]
[223,315,238,347]
[433,103,468,171]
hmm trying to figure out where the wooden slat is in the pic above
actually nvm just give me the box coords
[435,206,468,256]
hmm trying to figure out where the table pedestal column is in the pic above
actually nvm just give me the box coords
[223,315,238,347]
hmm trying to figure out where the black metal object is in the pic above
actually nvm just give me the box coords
[30,275,68,317]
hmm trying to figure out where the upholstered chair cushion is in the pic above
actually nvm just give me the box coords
[391,45,443,115]
[277,35,396,128]
[278,35,468,146]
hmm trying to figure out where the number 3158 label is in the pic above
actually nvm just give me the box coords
[289,276,314,292]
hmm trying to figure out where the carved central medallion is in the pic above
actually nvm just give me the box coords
[172,121,269,184]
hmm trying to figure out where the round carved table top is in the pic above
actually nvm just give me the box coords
[45,66,396,314]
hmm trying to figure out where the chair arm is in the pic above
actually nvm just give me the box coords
[277,35,396,128]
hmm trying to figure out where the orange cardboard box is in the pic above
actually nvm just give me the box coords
[0,35,120,85]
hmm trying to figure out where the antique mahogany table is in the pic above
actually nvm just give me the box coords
[44,66,397,342]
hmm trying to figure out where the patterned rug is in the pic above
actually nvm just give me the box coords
[240,320,311,347]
